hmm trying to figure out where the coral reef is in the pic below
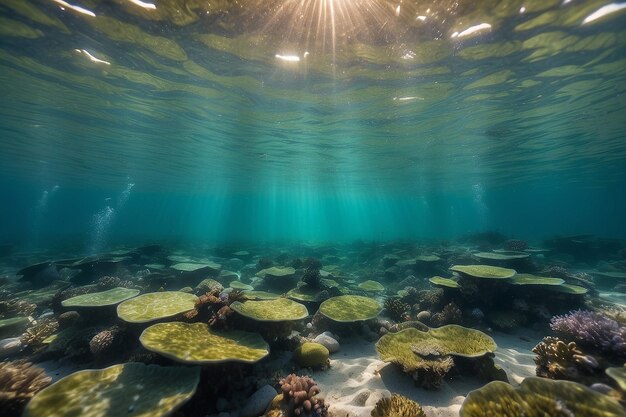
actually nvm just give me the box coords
[0,300,36,318]
[293,342,329,368]
[231,298,309,322]
[96,276,136,290]
[302,258,322,289]
[532,336,601,382]
[376,325,498,389]
[0,360,51,417]
[319,295,381,323]
[89,326,127,361]
[550,310,626,357]
[268,374,327,417]
[23,363,200,417]
[116,291,198,323]
[384,298,410,322]
[57,311,81,329]
[504,239,528,251]
[21,319,59,348]
[139,322,269,364]
[371,394,426,417]
[62,287,140,308]
[460,377,626,417]
[431,303,462,327]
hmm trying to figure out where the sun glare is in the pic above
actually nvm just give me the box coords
[260,0,399,62]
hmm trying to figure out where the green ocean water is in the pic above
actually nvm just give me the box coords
[0,0,625,248]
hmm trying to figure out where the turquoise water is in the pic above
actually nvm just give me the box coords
[1,0,625,249]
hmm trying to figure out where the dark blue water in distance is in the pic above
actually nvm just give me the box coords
[2,178,626,251]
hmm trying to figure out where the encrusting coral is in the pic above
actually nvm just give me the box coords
[371,394,426,417]
[266,374,327,417]
[0,360,51,417]
[532,336,600,382]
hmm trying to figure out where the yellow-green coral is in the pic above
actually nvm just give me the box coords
[23,363,200,417]
[294,342,329,368]
[319,295,382,322]
[607,366,626,392]
[139,322,269,364]
[357,280,385,292]
[429,276,460,288]
[116,291,198,323]
[287,285,323,302]
[460,377,626,417]
[376,325,498,389]
[170,261,221,273]
[473,251,529,260]
[376,325,496,374]
[61,287,140,307]
[231,298,308,322]
[371,394,426,417]
[256,267,296,278]
[511,274,565,286]
[450,265,516,279]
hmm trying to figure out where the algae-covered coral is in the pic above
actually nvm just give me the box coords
[23,363,200,417]
[116,291,198,323]
[460,377,626,417]
[376,325,498,389]
[139,322,269,364]
[319,295,381,322]
[61,287,140,307]
[371,394,426,417]
[230,298,308,322]
[450,264,516,279]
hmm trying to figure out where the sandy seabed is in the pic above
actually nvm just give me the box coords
[312,329,540,417]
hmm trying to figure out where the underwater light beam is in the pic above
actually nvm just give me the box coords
[260,0,398,65]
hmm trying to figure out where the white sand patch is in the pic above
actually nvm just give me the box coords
[310,329,540,417]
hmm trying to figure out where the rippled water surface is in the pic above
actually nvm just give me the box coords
[1,0,625,243]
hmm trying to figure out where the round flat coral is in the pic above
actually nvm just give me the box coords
[24,363,200,417]
[116,291,198,323]
[140,322,269,364]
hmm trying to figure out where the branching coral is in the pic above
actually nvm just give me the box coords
[89,326,126,361]
[416,289,444,310]
[0,300,36,318]
[272,374,327,417]
[384,298,410,322]
[504,239,528,251]
[302,258,322,289]
[550,310,626,357]
[96,276,135,290]
[21,319,59,347]
[532,336,600,382]
[431,303,462,327]
[371,394,426,417]
[0,360,51,416]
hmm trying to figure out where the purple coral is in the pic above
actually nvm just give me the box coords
[550,310,626,357]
